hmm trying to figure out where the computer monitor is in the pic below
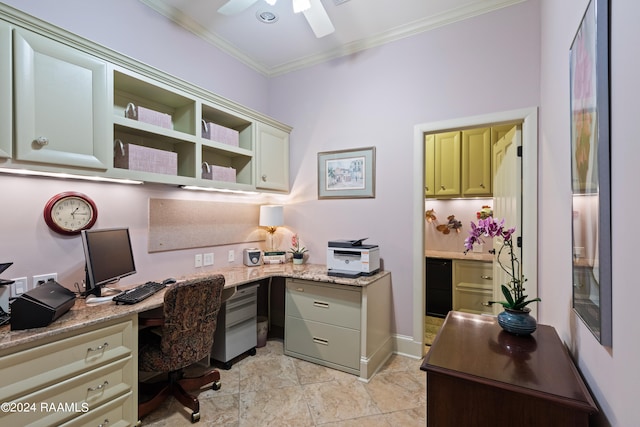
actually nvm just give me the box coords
[81,227,136,297]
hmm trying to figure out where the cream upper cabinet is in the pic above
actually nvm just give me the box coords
[13,28,110,169]
[0,21,10,158]
[461,127,491,196]
[434,131,461,197]
[424,134,435,197]
[256,122,289,192]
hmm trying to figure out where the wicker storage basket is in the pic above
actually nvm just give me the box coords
[202,162,236,182]
[126,103,172,129]
[202,120,239,147]
[114,140,177,175]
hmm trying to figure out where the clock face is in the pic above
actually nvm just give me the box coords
[44,192,97,235]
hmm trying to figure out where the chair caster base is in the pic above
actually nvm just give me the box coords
[191,411,200,423]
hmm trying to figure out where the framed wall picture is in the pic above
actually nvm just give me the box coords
[317,147,375,199]
[569,0,611,346]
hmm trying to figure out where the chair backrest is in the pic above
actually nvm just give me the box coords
[160,274,225,369]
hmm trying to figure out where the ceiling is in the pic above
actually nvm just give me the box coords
[139,0,523,77]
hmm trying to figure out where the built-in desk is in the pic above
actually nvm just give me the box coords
[0,264,391,426]
[421,311,598,426]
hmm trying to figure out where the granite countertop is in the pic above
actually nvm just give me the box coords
[0,263,389,352]
[425,250,493,262]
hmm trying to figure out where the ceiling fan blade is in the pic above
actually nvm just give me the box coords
[218,0,260,15]
[302,0,335,38]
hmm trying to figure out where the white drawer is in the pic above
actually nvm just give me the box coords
[0,320,134,402]
[0,357,133,427]
[286,279,360,330]
[285,316,360,370]
[454,282,494,314]
[454,260,493,285]
[59,391,132,427]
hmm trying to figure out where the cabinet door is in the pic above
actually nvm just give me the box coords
[462,127,492,196]
[424,134,435,196]
[0,21,10,158]
[13,29,109,169]
[434,131,461,197]
[256,122,289,192]
[426,258,452,317]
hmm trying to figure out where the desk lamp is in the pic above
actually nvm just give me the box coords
[259,205,284,252]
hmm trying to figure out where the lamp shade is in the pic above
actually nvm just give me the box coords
[259,205,284,227]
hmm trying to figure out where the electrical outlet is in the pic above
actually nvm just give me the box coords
[203,253,214,266]
[228,250,235,263]
[195,254,203,268]
[32,273,57,289]
[11,277,28,297]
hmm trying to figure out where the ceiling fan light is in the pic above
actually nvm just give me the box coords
[293,0,311,14]
[264,0,277,5]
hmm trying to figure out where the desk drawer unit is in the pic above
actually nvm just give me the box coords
[0,315,136,426]
[285,279,361,374]
[211,283,259,365]
[453,260,493,315]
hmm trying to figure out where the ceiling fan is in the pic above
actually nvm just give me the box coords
[218,0,335,38]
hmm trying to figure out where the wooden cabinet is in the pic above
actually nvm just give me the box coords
[461,128,492,196]
[425,258,452,317]
[0,315,137,426]
[256,122,290,192]
[284,276,392,381]
[0,5,292,193]
[13,28,110,170]
[421,312,598,426]
[425,126,503,198]
[452,260,493,315]
[0,21,10,158]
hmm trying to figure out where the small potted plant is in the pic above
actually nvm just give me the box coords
[464,217,540,335]
[289,234,308,265]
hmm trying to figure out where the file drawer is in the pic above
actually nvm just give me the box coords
[0,320,134,402]
[285,316,360,371]
[286,279,360,330]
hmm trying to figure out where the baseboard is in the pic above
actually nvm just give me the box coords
[392,333,424,359]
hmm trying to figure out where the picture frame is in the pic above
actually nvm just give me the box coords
[569,0,611,346]
[318,147,376,199]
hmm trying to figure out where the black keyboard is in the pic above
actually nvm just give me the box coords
[113,281,166,305]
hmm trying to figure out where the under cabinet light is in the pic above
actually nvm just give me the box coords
[293,0,310,13]
[0,168,143,184]
[180,185,259,195]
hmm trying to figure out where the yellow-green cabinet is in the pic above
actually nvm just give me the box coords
[0,21,10,158]
[461,128,492,196]
[13,28,110,169]
[256,122,289,192]
[424,134,435,196]
[434,131,461,197]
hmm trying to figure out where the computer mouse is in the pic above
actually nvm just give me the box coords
[163,277,177,285]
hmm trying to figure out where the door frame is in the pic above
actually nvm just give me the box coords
[410,107,538,357]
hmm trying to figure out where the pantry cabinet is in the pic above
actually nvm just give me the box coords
[433,131,461,197]
[0,21,10,158]
[13,28,110,170]
[461,128,492,196]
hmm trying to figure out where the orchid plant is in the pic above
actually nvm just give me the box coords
[288,234,308,256]
[464,217,540,311]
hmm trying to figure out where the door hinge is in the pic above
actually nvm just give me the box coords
[517,146,523,157]
[517,236,522,248]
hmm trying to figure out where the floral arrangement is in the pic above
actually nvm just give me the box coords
[476,205,493,219]
[464,217,540,311]
[288,234,308,256]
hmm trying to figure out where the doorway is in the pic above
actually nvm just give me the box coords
[411,108,538,357]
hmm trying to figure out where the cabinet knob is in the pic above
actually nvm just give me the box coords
[35,136,49,146]
[480,183,485,188]
[440,185,446,190]
[261,174,267,182]
[481,275,492,280]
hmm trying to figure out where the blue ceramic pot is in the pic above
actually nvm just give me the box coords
[497,308,537,335]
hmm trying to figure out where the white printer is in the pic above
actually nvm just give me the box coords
[327,238,380,278]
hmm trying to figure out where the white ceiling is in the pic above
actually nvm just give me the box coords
[139,0,523,77]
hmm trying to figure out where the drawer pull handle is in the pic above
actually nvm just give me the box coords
[87,342,109,353]
[87,380,109,392]
[97,419,110,427]
[313,301,329,309]
[481,275,492,280]
[296,287,304,292]
[313,337,329,346]
[481,302,492,307]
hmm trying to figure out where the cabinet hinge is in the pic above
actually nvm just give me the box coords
[517,146,523,157]
[517,236,522,248]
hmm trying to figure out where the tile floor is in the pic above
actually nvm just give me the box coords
[140,339,427,426]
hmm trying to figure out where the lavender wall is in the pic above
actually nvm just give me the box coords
[268,1,541,336]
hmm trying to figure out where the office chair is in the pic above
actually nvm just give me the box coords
[138,274,225,423]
